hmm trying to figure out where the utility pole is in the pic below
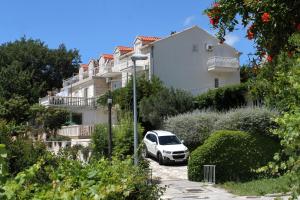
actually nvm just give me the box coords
[107,90,113,162]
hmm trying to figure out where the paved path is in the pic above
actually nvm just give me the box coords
[147,158,290,200]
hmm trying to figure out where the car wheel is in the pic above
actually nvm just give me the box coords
[142,146,149,158]
[158,152,164,165]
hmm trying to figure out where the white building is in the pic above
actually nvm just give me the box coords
[40,26,240,140]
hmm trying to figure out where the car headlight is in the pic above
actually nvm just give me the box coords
[163,150,172,154]
[184,149,189,153]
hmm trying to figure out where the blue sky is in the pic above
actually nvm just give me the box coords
[0,0,255,65]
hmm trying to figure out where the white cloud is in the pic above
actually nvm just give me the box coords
[224,34,240,46]
[183,16,196,26]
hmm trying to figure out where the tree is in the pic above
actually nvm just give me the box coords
[28,104,68,138]
[0,37,80,103]
[205,0,300,60]
[139,88,194,128]
[98,74,164,111]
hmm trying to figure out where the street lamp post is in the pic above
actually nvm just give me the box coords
[107,91,113,162]
[131,54,148,166]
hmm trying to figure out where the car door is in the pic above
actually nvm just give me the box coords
[145,133,154,155]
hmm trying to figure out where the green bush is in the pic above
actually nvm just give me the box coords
[213,107,278,137]
[163,111,219,151]
[113,113,143,158]
[2,156,163,200]
[188,130,280,182]
[163,107,278,151]
[139,87,194,129]
[91,124,109,159]
[195,84,247,111]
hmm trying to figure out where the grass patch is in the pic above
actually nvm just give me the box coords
[220,175,291,196]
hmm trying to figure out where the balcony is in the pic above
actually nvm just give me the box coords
[58,125,95,139]
[207,56,239,72]
[98,65,121,78]
[39,96,97,109]
[117,59,149,73]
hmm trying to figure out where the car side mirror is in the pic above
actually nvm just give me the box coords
[181,140,184,144]
[153,141,157,145]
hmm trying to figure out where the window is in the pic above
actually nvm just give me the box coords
[158,136,181,145]
[214,78,219,88]
[192,44,199,52]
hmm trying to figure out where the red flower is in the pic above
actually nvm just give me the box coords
[297,23,300,31]
[213,2,220,7]
[247,31,254,40]
[209,16,219,26]
[261,12,270,23]
[288,51,294,57]
[267,55,272,62]
[261,52,266,57]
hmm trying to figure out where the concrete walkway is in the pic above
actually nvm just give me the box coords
[147,158,290,200]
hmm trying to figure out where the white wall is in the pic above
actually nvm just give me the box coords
[152,27,240,95]
[81,109,117,125]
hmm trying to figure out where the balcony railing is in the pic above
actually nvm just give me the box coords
[98,64,121,78]
[58,125,95,139]
[39,96,96,108]
[207,56,239,72]
[117,59,149,72]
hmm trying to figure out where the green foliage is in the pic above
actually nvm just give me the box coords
[29,104,69,137]
[240,65,259,83]
[163,107,277,151]
[0,37,80,103]
[91,124,109,158]
[270,110,300,198]
[0,96,30,124]
[205,0,300,58]
[194,84,247,111]
[98,75,164,111]
[0,120,47,175]
[2,156,163,200]
[188,130,280,182]
[139,87,194,129]
[163,111,219,151]
[0,144,8,185]
[252,33,300,111]
[213,107,278,137]
[8,139,47,176]
[113,113,144,158]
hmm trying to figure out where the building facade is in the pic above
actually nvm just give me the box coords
[40,26,240,140]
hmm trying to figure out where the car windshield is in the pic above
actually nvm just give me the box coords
[158,135,181,145]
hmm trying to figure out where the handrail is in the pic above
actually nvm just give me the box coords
[41,96,97,108]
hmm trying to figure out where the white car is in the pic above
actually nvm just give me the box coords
[142,130,189,165]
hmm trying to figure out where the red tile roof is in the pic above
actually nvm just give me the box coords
[137,36,161,42]
[102,54,114,60]
[80,64,88,71]
[116,46,134,54]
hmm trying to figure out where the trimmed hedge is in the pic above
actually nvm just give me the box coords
[163,111,219,151]
[188,130,280,183]
[195,84,247,111]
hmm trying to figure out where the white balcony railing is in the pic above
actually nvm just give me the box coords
[98,64,121,78]
[207,56,239,72]
[58,125,95,138]
[39,96,97,108]
[117,59,149,72]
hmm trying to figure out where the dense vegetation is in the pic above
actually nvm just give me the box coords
[194,84,247,111]
[164,107,278,151]
[188,130,280,182]
[1,154,163,200]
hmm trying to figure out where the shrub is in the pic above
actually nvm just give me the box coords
[213,107,278,137]
[163,111,219,151]
[195,84,247,111]
[91,124,108,159]
[139,87,194,129]
[113,113,144,158]
[188,130,280,183]
[2,156,164,200]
